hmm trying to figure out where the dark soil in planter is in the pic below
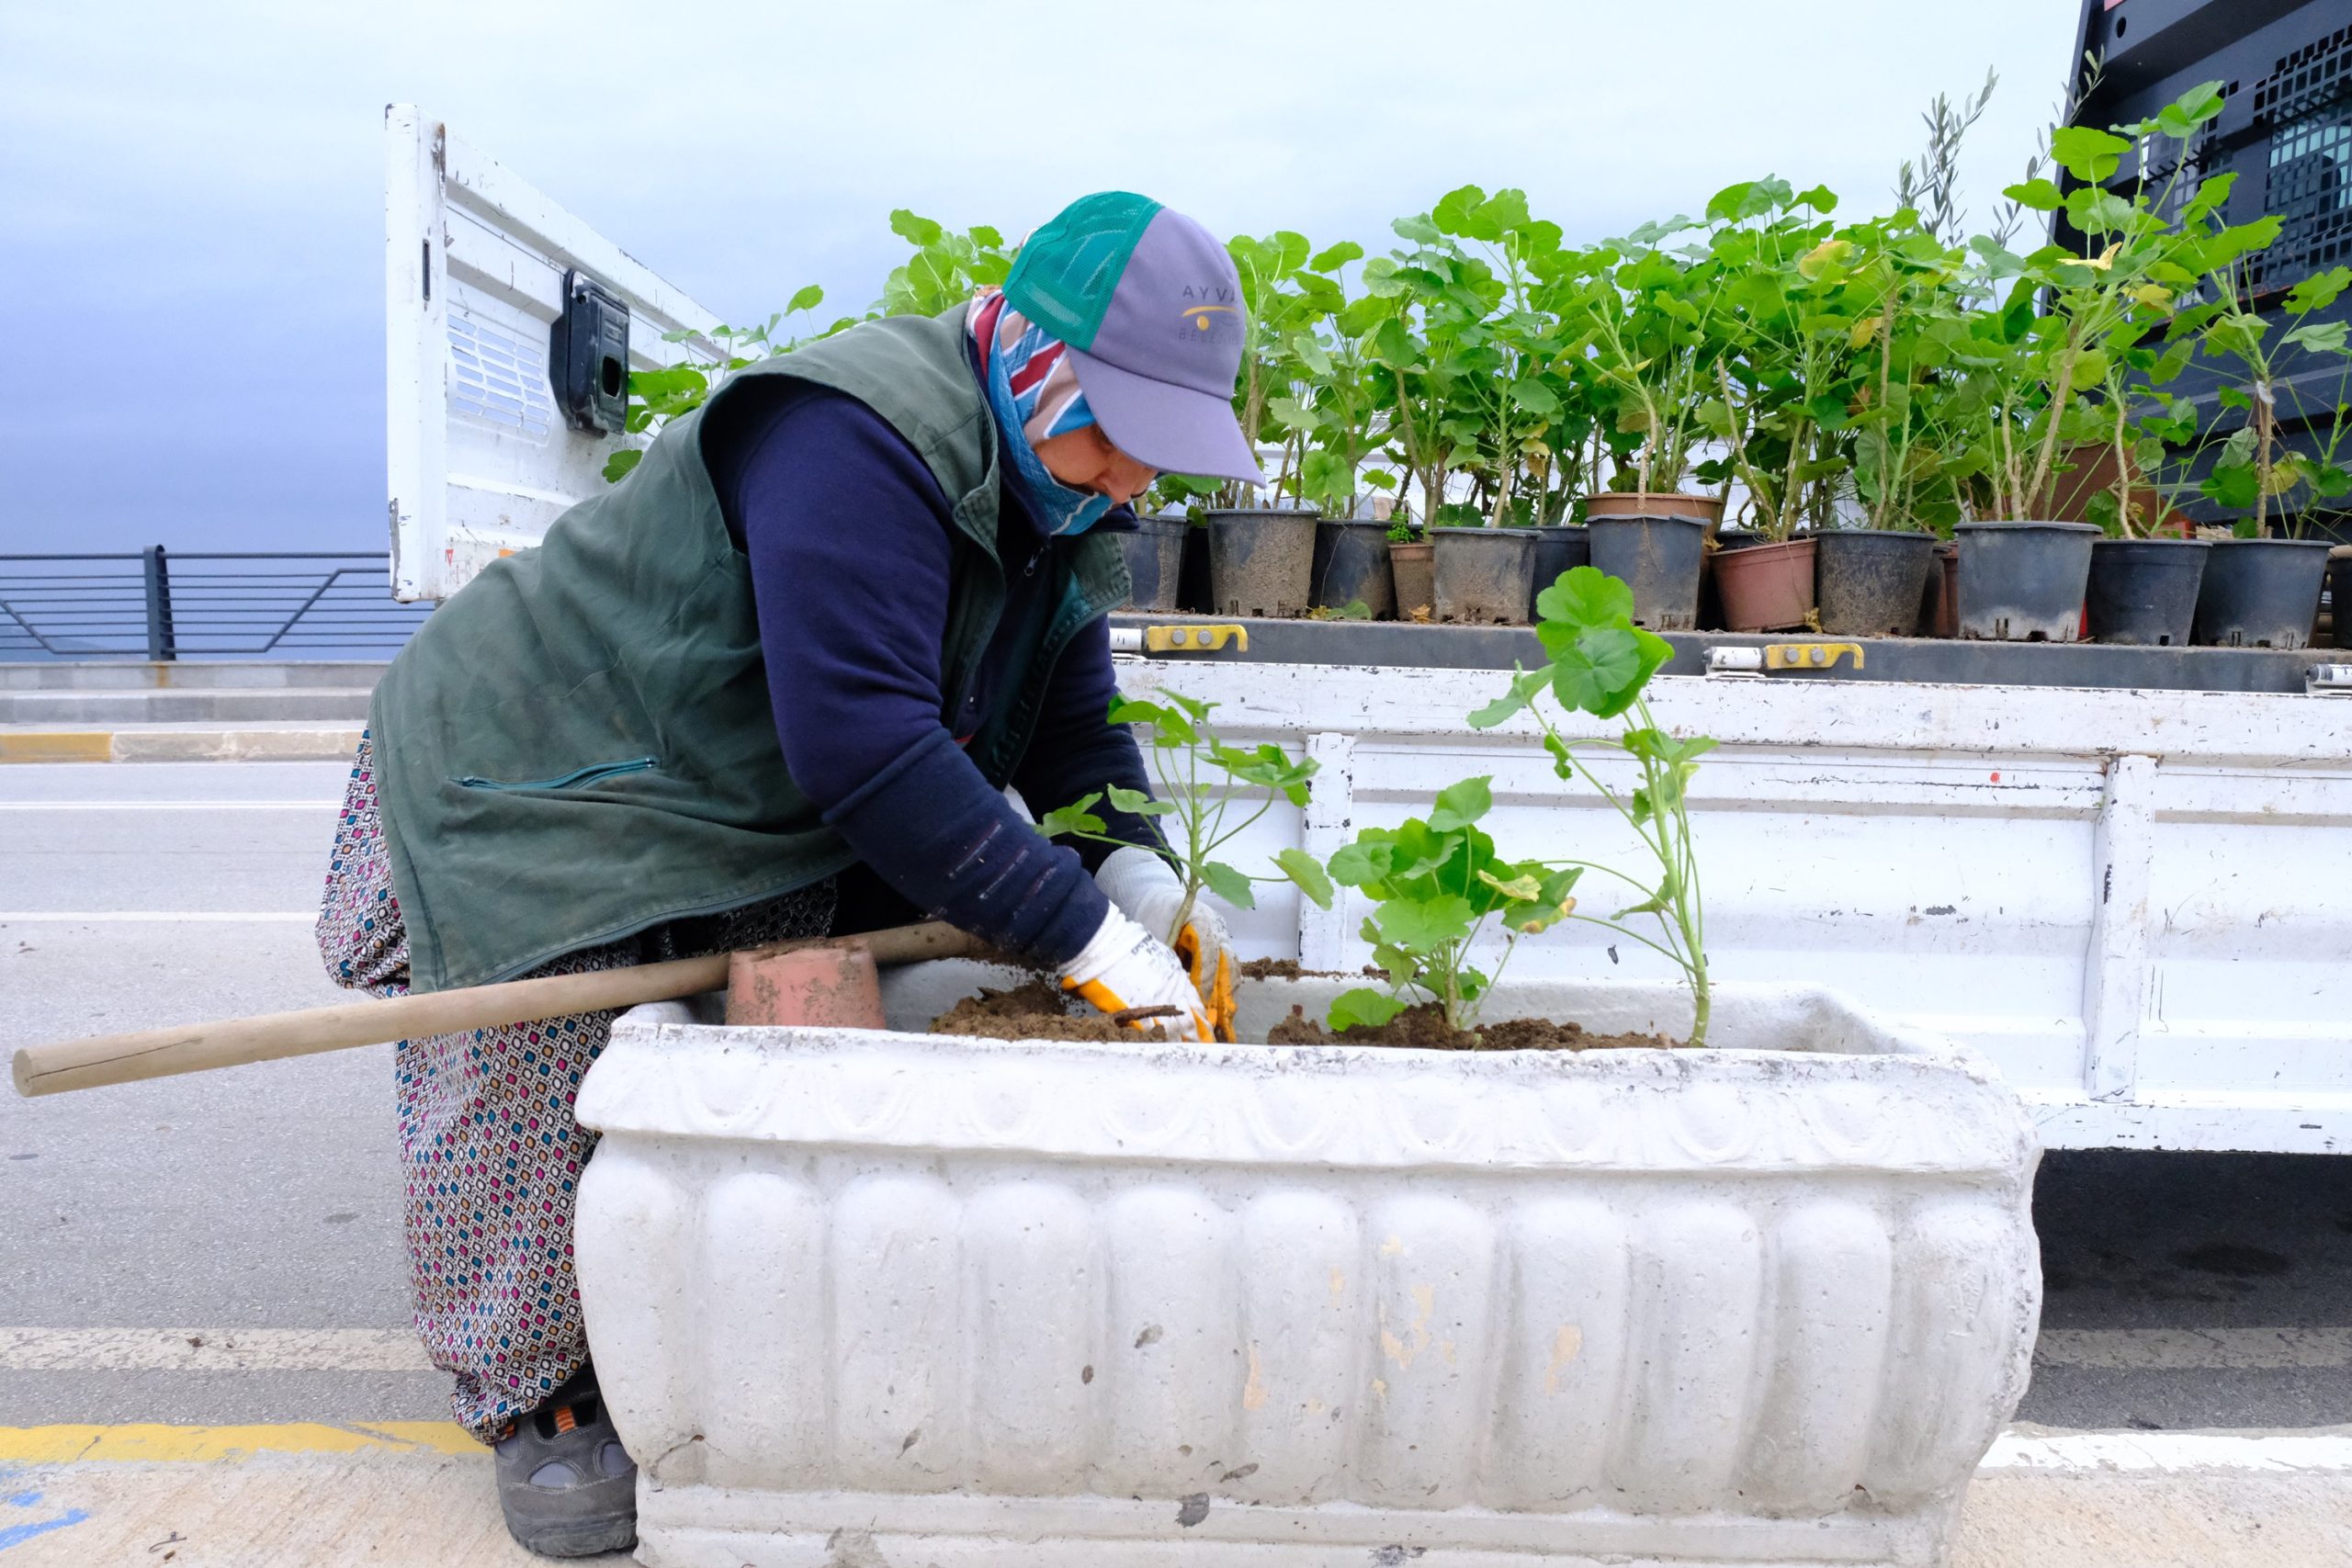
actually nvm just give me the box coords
[930,977,1140,1042]
[1264,1001,1676,1052]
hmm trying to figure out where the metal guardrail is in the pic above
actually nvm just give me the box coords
[0,549,433,660]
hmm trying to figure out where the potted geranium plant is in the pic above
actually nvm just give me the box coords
[1363,203,1512,620]
[1946,83,2226,641]
[1555,217,1733,627]
[1697,179,1867,632]
[1283,242,1405,617]
[1410,186,1574,625]
[1205,230,1323,617]
[2166,253,2352,648]
[1829,211,1973,636]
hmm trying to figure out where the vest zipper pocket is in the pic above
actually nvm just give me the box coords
[455,756,659,792]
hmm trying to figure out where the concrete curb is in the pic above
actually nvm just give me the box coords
[3,1424,2349,1568]
[0,728,362,763]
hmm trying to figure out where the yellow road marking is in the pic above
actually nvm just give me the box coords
[0,1423,482,1461]
[0,732,114,764]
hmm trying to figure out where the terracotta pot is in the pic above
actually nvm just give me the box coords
[1712,537,1817,633]
[1388,539,1434,618]
[1583,491,1725,524]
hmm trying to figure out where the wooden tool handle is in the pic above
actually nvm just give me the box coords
[12,920,982,1100]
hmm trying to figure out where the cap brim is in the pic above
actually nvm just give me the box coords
[1068,347,1267,485]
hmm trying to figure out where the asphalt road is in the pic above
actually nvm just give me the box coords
[3,760,2350,1435]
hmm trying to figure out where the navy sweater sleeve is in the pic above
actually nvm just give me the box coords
[709,389,1151,964]
[1011,617,1170,872]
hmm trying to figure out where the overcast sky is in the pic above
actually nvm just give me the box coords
[1,0,2081,556]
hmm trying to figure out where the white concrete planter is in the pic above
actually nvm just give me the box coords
[574,966,2040,1568]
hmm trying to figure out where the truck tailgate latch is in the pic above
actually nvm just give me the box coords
[1705,642,1865,678]
[1111,625,1250,657]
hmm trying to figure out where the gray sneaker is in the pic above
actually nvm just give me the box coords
[492,1366,638,1558]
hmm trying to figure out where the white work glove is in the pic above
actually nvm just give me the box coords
[1095,845,1237,1042]
[1059,903,1215,1043]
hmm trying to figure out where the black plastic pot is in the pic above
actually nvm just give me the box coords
[2086,537,2209,647]
[1953,521,2098,642]
[1310,519,1396,618]
[2194,537,2332,649]
[1205,508,1318,618]
[1527,526,1591,620]
[1815,530,1938,638]
[1430,527,1538,625]
[2332,547,2352,649]
[1588,514,1707,631]
[1177,522,1213,613]
[1114,515,1189,613]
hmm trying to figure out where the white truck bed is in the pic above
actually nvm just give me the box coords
[1114,658,2352,1155]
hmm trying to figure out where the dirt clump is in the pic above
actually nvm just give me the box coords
[1236,957,1353,980]
[1264,1001,1676,1053]
[930,976,1133,1042]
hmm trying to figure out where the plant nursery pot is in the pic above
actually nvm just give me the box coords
[1583,491,1725,524]
[1712,536,1818,633]
[1309,519,1396,618]
[1698,529,1760,631]
[1388,538,1434,619]
[2333,546,2352,649]
[1205,508,1318,618]
[2193,536,2333,649]
[1114,515,1189,613]
[1815,531,1938,638]
[1587,514,1708,631]
[1175,522,1214,614]
[575,963,2038,1568]
[1527,525,1591,621]
[1917,542,1959,637]
[1952,521,2098,642]
[2085,537,2210,648]
[1430,526,1539,625]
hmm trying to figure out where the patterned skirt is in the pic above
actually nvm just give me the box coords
[316,732,834,1440]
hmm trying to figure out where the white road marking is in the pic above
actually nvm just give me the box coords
[1981,1430,2352,1474]
[0,1327,431,1372]
[0,913,314,922]
[0,804,341,818]
[2034,1326,2352,1370]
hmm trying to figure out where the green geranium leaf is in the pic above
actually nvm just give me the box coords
[1104,784,1174,817]
[1201,860,1257,910]
[1329,987,1407,1032]
[1275,848,1334,909]
[1036,794,1104,840]
[888,209,944,246]
[1372,894,1475,951]
[786,284,824,315]
[1428,776,1494,832]
[2288,265,2352,317]
[1328,837,1392,888]
[2003,178,2064,212]
[2050,125,2131,184]
[1468,666,1547,729]
[602,448,643,484]
[1535,564,1635,633]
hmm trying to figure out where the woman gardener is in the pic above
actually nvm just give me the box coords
[314,192,1262,1556]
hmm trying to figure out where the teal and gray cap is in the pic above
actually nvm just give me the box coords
[1002,191,1266,485]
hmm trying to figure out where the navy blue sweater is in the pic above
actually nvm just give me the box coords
[705,385,1161,965]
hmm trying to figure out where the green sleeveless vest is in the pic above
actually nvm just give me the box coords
[369,307,1131,992]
